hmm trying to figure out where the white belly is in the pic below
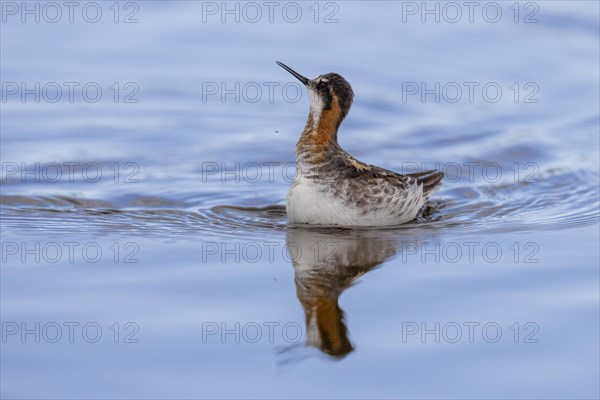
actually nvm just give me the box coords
[286,176,424,227]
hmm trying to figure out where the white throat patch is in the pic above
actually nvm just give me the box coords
[308,87,324,128]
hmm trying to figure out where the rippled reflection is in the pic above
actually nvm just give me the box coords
[286,228,405,358]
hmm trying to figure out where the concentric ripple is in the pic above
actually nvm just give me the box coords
[1,167,597,240]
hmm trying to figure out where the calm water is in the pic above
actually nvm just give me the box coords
[1,1,599,398]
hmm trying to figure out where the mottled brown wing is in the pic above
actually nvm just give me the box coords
[341,157,443,199]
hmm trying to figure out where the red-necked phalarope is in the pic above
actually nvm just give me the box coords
[277,61,444,227]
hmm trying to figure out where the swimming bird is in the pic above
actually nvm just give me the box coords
[277,61,443,226]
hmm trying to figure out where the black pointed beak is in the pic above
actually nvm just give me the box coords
[276,61,310,85]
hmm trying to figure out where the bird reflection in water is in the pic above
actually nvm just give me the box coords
[284,227,402,359]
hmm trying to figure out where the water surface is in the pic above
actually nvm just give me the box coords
[1,1,599,398]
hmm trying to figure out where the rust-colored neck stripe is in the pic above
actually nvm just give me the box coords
[297,99,343,156]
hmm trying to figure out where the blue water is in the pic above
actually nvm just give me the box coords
[1,1,599,398]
